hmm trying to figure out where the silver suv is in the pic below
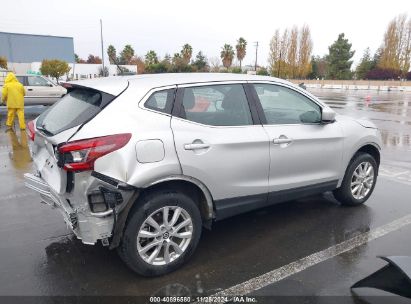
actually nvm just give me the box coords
[24,73,381,276]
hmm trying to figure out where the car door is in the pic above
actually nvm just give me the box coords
[26,76,59,105]
[171,82,270,219]
[249,82,344,198]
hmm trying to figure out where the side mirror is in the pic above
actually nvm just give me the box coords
[48,83,53,87]
[321,107,336,123]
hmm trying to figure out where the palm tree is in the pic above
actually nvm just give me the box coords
[107,45,117,64]
[236,37,247,69]
[220,44,235,69]
[145,50,159,65]
[181,44,193,65]
[120,45,135,65]
[172,53,182,65]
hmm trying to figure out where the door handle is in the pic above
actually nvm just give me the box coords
[273,138,292,144]
[28,89,33,91]
[184,143,210,150]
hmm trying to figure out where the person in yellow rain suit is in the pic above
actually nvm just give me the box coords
[1,72,26,130]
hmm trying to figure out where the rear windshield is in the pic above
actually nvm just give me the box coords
[36,88,115,136]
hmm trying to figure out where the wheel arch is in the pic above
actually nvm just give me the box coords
[139,175,215,226]
[355,143,381,167]
[337,142,381,189]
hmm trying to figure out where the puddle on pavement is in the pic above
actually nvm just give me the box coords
[5,129,32,173]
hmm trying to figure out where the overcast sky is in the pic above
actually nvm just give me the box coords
[1,0,410,68]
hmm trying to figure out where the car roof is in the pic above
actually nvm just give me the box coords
[67,73,294,96]
[127,73,295,90]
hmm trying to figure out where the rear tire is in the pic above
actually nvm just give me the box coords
[333,152,378,206]
[118,190,202,276]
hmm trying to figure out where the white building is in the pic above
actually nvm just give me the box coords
[30,62,137,80]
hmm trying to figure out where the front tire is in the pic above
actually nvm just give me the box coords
[118,190,202,276]
[333,152,378,206]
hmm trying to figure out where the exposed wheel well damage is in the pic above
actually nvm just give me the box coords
[110,178,214,249]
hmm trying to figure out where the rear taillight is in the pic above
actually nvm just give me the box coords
[27,120,35,141]
[58,133,131,172]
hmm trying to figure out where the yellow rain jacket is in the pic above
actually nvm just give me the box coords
[2,73,25,108]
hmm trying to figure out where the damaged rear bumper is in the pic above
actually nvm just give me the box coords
[24,172,137,247]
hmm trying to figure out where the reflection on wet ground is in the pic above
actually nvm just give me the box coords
[6,129,32,172]
[310,89,411,168]
[0,91,411,299]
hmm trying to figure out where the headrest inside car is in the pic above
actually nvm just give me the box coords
[183,89,195,110]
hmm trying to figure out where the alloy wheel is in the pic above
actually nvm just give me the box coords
[350,161,375,200]
[137,206,193,266]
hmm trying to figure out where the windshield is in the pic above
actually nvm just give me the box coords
[36,88,115,136]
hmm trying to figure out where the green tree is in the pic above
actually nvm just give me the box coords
[192,51,208,71]
[169,53,190,72]
[40,59,71,83]
[181,44,193,65]
[236,37,247,69]
[220,44,235,69]
[107,45,117,64]
[308,55,328,79]
[145,62,168,73]
[326,33,355,79]
[145,50,159,65]
[257,67,269,76]
[356,48,376,79]
[74,54,86,63]
[120,45,135,65]
[163,53,172,65]
[0,56,7,69]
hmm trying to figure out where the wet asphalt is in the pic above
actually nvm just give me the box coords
[0,89,411,302]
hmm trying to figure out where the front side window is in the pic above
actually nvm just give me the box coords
[144,89,174,114]
[253,84,321,124]
[27,76,49,86]
[180,84,253,126]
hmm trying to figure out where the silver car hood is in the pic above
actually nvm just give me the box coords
[336,114,378,129]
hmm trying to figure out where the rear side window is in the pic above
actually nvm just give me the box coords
[36,88,115,136]
[179,84,253,126]
[144,89,175,114]
[28,76,49,86]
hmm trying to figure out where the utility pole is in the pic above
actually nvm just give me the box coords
[100,19,105,76]
[254,41,259,72]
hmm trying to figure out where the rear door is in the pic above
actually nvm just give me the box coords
[249,82,344,195]
[171,82,270,219]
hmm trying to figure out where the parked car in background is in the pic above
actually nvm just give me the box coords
[15,74,66,105]
[24,73,382,276]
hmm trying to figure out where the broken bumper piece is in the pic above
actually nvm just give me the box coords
[351,256,411,299]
